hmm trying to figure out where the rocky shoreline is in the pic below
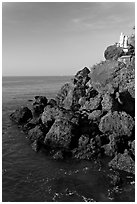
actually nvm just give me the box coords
[10,41,135,182]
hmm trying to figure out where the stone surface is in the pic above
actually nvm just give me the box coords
[44,110,80,149]
[99,111,134,137]
[53,151,64,160]
[28,125,45,143]
[10,106,32,124]
[32,96,48,116]
[81,94,101,111]
[41,105,59,129]
[109,150,135,174]
[31,140,40,152]
[88,110,102,122]
[101,94,113,112]
[104,44,124,60]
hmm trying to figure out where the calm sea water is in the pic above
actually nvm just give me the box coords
[2,76,135,202]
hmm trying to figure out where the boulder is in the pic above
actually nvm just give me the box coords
[44,110,80,149]
[81,94,102,111]
[73,67,90,86]
[101,93,114,112]
[10,106,32,124]
[47,98,57,107]
[88,110,102,122]
[55,67,90,110]
[23,116,42,132]
[53,151,64,160]
[32,96,48,116]
[104,44,124,60]
[31,140,40,152]
[99,111,134,137]
[56,82,74,107]
[41,105,59,129]
[28,125,45,143]
[78,135,89,148]
[109,150,135,174]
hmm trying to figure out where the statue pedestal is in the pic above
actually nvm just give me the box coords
[118,55,131,65]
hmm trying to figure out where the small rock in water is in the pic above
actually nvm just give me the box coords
[53,151,64,160]
[31,140,40,152]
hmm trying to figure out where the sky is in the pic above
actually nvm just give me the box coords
[2,2,135,76]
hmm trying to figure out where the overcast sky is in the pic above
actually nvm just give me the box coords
[2,2,135,76]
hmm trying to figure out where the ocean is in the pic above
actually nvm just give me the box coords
[2,76,135,202]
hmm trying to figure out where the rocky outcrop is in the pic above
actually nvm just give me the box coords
[109,150,135,174]
[10,36,135,176]
[10,106,32,124]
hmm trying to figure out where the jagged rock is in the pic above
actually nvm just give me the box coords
[47,98,57,107]
[44,110,80,149]
[78,135,89,148]
[23,116,42,132]
[53,151,64,160]
[128,140,135,156]
[32,96,48,116]
[10,106,32,124]
[73,67,90,86]
[55,67,90,110]
[88,110,102,122]
[31,140,40,152]
[72,136,102,160]
[109,150,135,174]
[117,91,135,117]
[99,111,134,137]
[108,171,122,186]
[33,96,48,105]
[28,125,45,143]
[81,94,102,111]
[104,44,124,60]
[41,105,59,129]
[78,97,86,106]
[101,93,113,112]
[56,83,73,107]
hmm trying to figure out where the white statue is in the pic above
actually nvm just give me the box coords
[123,35,128,48]
[119,32,124,47]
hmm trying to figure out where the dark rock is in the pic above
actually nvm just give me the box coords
[44,110,80,149]
[109,150,135,174]
[103,133,129,157]
[41,105,59,129]
[99,111,134,137]
[104,44,124,60]
[31,140,40,152]
[108,171,122,186]
[32,96,48,116]
[78,135,89,148]
[28,125,45,143]
[23,116,42,132]
[73,67,90,86]
[33,96,48,106]
[117,91,135,117]
[56,67,90,110]
[47,98,57,107]
[53,151,64,160]
[128,140,135,156]
[10,106,32,124]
